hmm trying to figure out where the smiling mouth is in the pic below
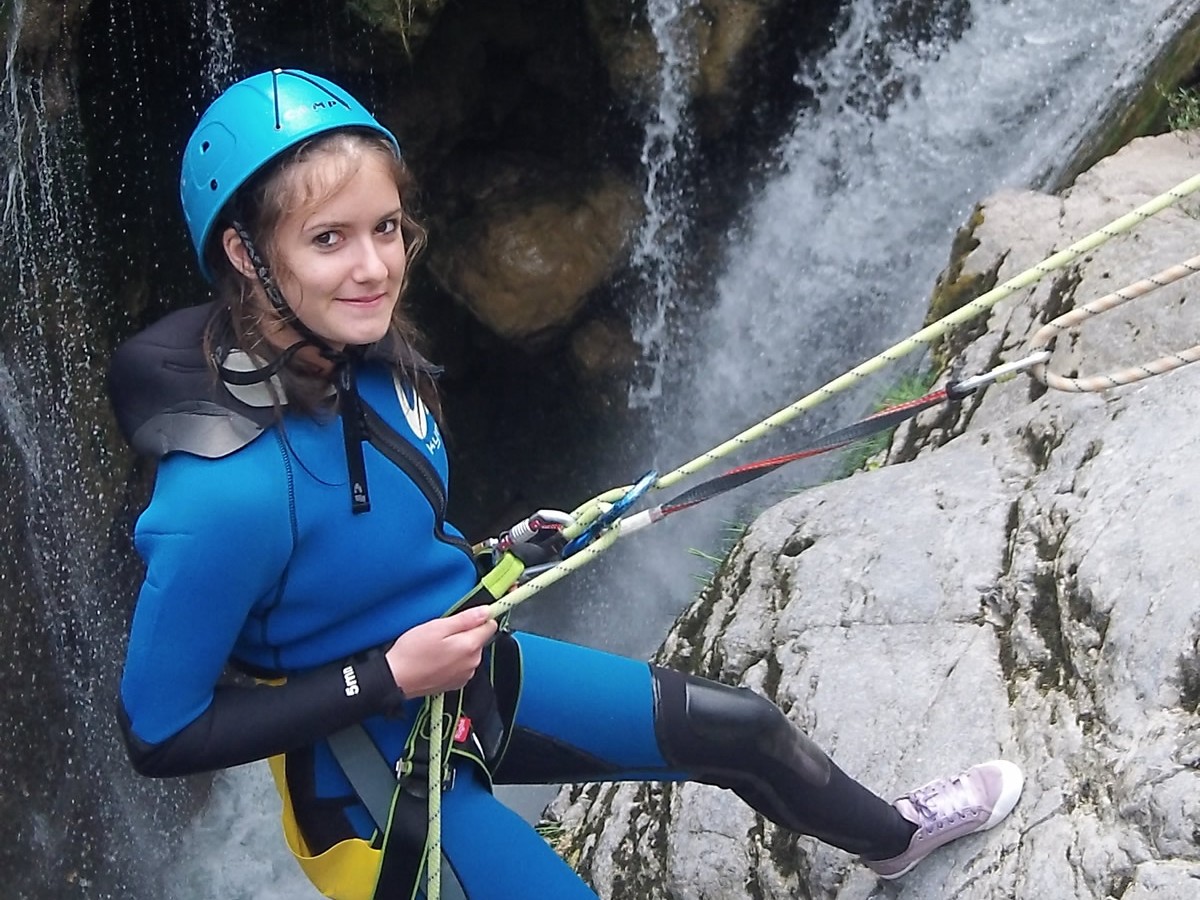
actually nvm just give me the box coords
[338,293,387,305]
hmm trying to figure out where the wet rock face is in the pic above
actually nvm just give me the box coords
[548,133,1200,899]
[430,170,643,344]
[6,0,91,118]
[346,0,448,52]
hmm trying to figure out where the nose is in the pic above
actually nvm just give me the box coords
[352,236,391,284]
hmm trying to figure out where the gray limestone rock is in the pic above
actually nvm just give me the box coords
[548,131,1200,898]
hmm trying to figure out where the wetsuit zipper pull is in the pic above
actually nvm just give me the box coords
[336,361,371,514]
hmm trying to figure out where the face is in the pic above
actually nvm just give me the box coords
[250,150,407,350]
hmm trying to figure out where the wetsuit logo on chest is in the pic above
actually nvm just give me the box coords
[394,376,441,453]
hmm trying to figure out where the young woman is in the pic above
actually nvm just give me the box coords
[111,69,1023,900]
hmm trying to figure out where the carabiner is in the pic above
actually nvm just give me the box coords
[561,470,658,558]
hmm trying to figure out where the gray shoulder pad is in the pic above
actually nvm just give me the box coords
[109,303,277,460]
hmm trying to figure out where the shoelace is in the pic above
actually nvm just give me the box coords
[907,776,978,830]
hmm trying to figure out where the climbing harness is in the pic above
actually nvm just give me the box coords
[419,557,525,900]
[297,555,527,900]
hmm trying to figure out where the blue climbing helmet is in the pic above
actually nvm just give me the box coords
[180,68,401,280]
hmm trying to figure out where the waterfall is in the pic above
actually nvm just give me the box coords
[593,0,1200,660]
[2,0,1194,897]
[626,0,701,407]
[673,0,1197,456]
[1,2,194,897]
[191,0,237,94]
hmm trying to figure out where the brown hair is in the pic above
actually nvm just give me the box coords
[202,129,439,418]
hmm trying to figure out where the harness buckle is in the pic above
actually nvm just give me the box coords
[396,756,456,794]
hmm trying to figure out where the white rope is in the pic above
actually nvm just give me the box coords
[1030,252,1200,392]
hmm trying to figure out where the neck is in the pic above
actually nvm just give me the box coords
[260,316,343,377]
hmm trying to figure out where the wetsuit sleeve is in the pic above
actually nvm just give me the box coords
[118,443,404,778]
[118,648,404,778]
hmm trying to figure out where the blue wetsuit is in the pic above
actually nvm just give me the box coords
[115,317,679,896]
[114,304,913,899]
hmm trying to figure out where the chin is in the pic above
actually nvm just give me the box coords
[343,326,391,346]
[335,313,394,347]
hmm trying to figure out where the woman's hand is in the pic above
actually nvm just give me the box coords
[385,606,498,698]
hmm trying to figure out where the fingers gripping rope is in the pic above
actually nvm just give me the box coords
[1029,252,1200,392]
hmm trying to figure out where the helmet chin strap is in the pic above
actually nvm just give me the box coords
[229,220,350,368]
[227,220,371,514]
[214,339,308,386]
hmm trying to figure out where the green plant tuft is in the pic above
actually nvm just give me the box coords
[834,367,939,477]
[1165,85,1200,131]
[687,520,748,589]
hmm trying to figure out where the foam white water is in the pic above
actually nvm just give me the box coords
[572,0,1199,661]
[191,0,237,94]
[676,0,1194,457]
[626,0,702,406]
[166,765,320,899]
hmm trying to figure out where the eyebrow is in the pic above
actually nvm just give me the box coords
[304,206,404,232]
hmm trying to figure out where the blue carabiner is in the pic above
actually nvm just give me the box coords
[561,470,658,558]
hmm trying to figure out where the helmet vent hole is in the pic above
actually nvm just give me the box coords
[209,179,218,191]
[201,141,210,153]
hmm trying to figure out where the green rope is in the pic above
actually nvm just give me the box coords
[486,168,1200,623]
[426,692,445,899]
[425,554,527,899]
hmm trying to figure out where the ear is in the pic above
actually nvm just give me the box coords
[221,227,258,280]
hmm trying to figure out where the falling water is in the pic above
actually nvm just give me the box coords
[1,1,193,897]
[191,0,237,94]
[671,0,1197,460]
[586,0,1200,662]
[626,0,701,407]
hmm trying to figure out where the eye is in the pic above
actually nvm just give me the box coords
[376,217,400,236]
[313,230,341,248]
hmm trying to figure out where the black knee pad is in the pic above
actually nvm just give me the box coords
[651,666,831,789]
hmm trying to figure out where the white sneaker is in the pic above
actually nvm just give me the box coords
[863,759,1024,880]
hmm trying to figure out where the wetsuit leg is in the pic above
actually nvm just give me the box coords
[494,633,914,859]
[438,767,598,899]
[493,632,678,784]
[649,666,913,857]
